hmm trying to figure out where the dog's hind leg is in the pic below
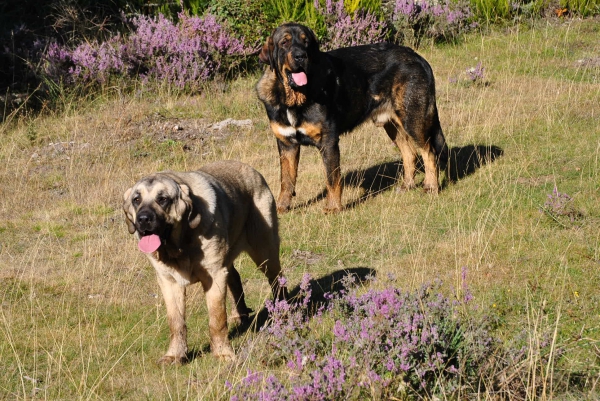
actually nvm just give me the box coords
[226,264,253,325]
[384,121,417,191]
[414,115,445,194]
[249,250,288,301]
[420,140,440,194]
[247,184,288,300]
[246,240,287,301]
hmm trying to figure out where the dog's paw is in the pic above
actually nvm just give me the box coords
[423,185,439,194]
[323,205,343,214]
[212,344,235,361]
[228,312,251,326]
[396,183,416,193]
[157,355,188,366]
[276,203,291,214]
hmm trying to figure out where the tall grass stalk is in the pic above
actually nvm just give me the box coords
[471,0,510,21]
[268,0,313,23]
[343,0,382,14]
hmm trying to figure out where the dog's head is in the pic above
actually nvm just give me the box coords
[123,174,201,253]
[259,23,319,90]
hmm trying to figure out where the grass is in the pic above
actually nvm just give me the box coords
[1,18,599,399]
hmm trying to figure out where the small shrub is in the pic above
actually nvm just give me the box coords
[314,0,388,50]
[207,0,273,46]
[42,13,254,91]
[343,0,382,14]
[390,0,476,47]
[466,61,485,82]
[561,0,600,16]
[229,275,497,399]
[540,186,583,226]
[449,61,489,86]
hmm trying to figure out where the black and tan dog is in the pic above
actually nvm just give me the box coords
[123,160,286,365]
[257,23,448,213]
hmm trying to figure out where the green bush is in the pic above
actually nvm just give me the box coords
[561,0,600,15]
[471,0,511,21]
[207,0,275,45]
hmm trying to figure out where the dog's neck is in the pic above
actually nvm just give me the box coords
[259,68,308,108]
[283,83,307,107]
[153,223,192,261]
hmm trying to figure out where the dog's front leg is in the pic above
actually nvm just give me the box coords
[204,268,235,359]
[156,273,188,365]
[319,139,343,213]
[276,139,300,213]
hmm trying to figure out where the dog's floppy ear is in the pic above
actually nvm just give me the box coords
[177,184,202,229]
[122,187,136,234]
[306,27,320,61]
[259,36,276,71]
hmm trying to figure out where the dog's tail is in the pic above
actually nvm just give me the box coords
[431,115,449,184]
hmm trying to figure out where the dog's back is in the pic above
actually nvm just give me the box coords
[198,160,279,240]
[325,43,447,169]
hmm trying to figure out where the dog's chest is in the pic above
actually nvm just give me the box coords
[286,109,298,127]
[271,108,322,146]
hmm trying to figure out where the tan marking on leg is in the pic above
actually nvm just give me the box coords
[421,141,440,194]
[318,141,343,212]
[277,142,300,213]
[324,176,343,213]
[297,122,323,143]
[384,120,417,190]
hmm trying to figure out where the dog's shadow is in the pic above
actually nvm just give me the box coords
[231,267,375,337]
[296,144,504,211]
[447,144,504,182]
[186,267,375,362]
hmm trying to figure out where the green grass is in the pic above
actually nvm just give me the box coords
[1,18,599,399]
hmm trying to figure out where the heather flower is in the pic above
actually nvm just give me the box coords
[229,276,496,399]
[391,0,475,46]
[461,266,474,302]
[42,13,253,90]
[466,61,485,82]
[314,0,388,50]
[541,186,582,224]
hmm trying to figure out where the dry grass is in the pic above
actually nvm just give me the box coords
[1,19,599,399]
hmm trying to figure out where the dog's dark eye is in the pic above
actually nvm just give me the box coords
[280,39,288,46]
[156,196,171,207]
[132,196,141,206]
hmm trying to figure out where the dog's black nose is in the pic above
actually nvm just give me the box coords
[137,210,154,229]
[293,52,307,63]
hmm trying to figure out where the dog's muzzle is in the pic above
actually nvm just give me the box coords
[285,49,309,87]
[135,210,172,237]
[135,209,162,236]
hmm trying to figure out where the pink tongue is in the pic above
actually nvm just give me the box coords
[292,72,307,86]
[138,234,161,253]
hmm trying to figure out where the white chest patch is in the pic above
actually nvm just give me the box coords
[286,109,297,127]
[278,125,297,138]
